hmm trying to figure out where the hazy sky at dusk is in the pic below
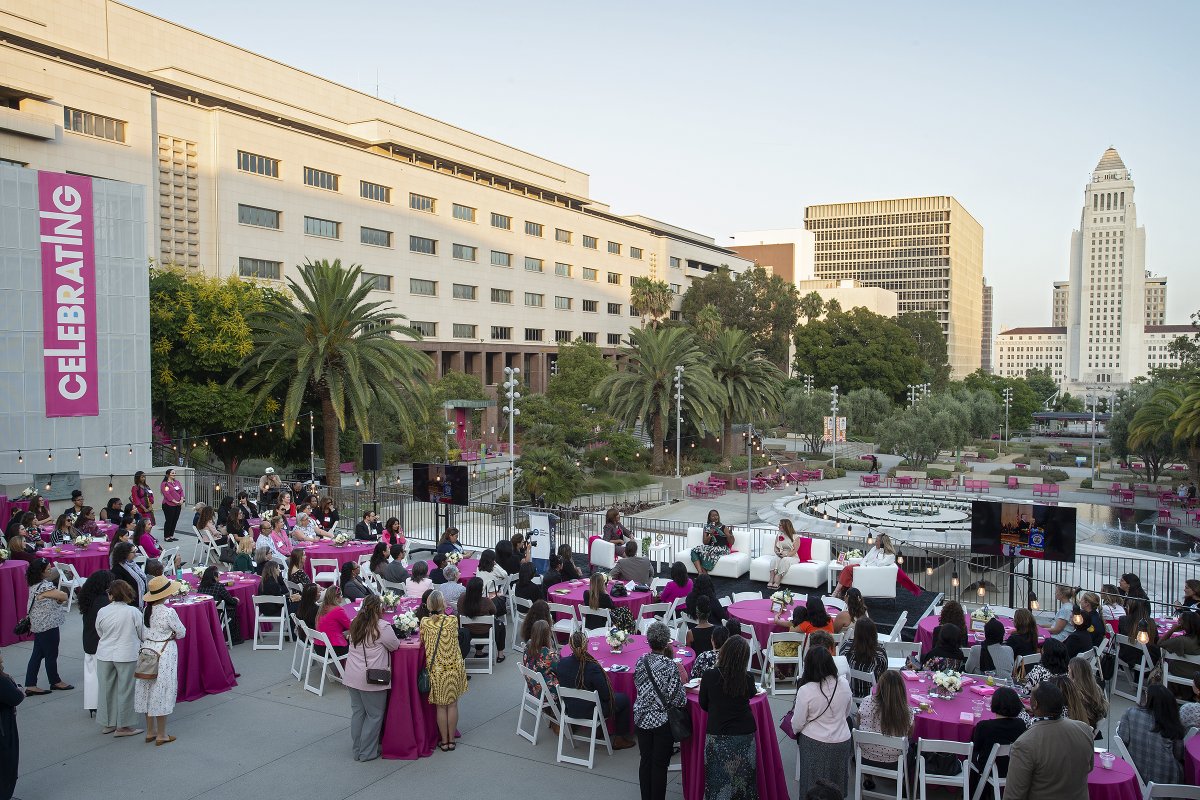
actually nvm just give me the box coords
[135,0,1200,330]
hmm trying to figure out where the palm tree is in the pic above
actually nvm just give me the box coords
[1132,378,1200,480]
[594,326,721,473]
[516,447,583,506]
[799,291,825,324]
[232,259,432,488]
[707,328,784,458]
[629,278,674,327]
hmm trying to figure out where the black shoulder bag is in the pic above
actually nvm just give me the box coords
[645,658,691,741]
[418,617,445,694]
[12,591,34,636]
[363,634,392,686]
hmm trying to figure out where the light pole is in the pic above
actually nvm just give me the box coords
[1087,391,1098,481]
[673,366,683,479]
[830,385,839,473]
[803,374,814,394]
[1002,387,1012,453]
[503,366,521,535]
[907,384,917,408]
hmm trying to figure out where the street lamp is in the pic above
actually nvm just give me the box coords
[1087,391,1098,481]
[802,374,814,395]
[1002,387,1012,454]
[673,365,684,479]
[830,385,839,473]
[503,366,521,534]
[907,384,917,408]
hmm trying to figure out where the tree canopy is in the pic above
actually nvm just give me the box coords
[680,266,798,368]
[792,307,927,400]
[707,328,785,456]
[896,311,951,389]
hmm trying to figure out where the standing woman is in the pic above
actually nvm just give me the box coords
[135,576,186,746]
[690,509,732,576]
[0,654,22,800]
[768,518,800,589]
[77,570,114,716]
[790,646,853,796]
[23,559,73,696]
[94,580,144,737]
[343,595,400,761]
[420,591,468,751]
[698,635,757,799]
[130,471,156,528]
[159,469,184,542]
[634,621,687,800]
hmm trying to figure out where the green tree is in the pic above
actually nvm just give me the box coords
[782,387,831,454]
[594,326,721,473]
[791,307,926,400]
[1023,367,1059,405]
[1130,377,1200,481]
[629,278,674,327]
[896,311,951,389]
[680,266,798,369]
[799,291,825,324]
[232,258,433,488]
[690,304,724,347]
[1112,382,1176,483]
[679,268,739,323]
[397,371,491,463]
[547,340,615,407]
[707,328,785,457]
[516,447,584,505]
[842,388,893,438]
[1165,310,1200,370]
[877,395,968,469]
[956,369,1041,433]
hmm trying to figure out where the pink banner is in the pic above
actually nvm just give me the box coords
[38,171,98,417]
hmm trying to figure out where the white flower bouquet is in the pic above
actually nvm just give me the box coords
[606,628,630,651]
[380,590,400,610]
[392,610,419,637]
[933,670,962,695]
[0,548,9,562]
[445,551,463,565]
[20,487,37,499]
[844,548,864,559]
[72,535,90,548]
[971,605,995,622]
[177,580,190,595]
[332,532,350,546]
[770,589,794,611]
[260,509,275,523]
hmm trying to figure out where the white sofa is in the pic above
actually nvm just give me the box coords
[852,564,898,600]
[675,526,753,579]
[590,538,617,570]
[749,537,833,590]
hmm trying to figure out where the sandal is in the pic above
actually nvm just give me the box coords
[24,688,49,697]
[446,742,456,751]
[155,736,177,746]
[496,654,506,663]
[438,742,452,752]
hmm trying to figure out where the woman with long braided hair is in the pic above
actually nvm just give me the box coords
[555,629,635,749]
[698,635,757,798]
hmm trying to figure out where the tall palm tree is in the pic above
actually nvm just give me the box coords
[707,328,784,458]
[629,278,674,327]
[1132,378,1200,480]
[232,259,432,488]
[594,326,721,473]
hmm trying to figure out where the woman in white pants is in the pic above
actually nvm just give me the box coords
[94,580,145,736]
[77,570,115,716]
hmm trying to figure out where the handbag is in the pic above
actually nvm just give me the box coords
[418,617,446,694]
[779,708,796,740]
[12,592,34,637]
[363,642,391,686]
[645,659,691,742]
[134,637,173,681]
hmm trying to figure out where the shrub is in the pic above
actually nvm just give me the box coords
[841,458,874,471]
[1080,478,1093,489]
[976,448,997,460]
[926,467,952,479]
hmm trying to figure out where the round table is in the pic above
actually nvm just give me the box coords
[727,598,840,650]
[0,559,32,646]
[424,558,478,584]
[905,678,996,742]
[293,541,376,576]
[1185,734,1200,785]
[561,633,695,725]
[548,578,654,622]
[164,594,238,702]
[181,570,260,640]
[1087,752,1142,800]
[37,542,111,577]
[914,614,1052,656]
[681,690,789,800]
[38,521,116,542]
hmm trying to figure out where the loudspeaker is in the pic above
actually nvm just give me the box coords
[362,442,382,471]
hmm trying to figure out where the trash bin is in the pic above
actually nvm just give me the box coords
[1075,456,1087,468]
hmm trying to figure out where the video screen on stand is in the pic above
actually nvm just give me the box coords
[970,501,1077,563]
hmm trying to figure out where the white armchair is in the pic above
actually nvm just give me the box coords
[853,564,898,600]
[674,526,751,578]
[590,539,616,571]
[749,536,832,590]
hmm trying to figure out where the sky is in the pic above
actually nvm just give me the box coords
[135,0,1200,331]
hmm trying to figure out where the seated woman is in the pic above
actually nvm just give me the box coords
[772,604,808,658]
[100,497,125,525]
[495,539,521,577]
[475,549,509,598]
[931,599,970,649]
[966,618,1015,679]
[557,629,634,749]
[767,518,801,590]
[49,513,78,547]
[798,595,833,635]
[404,560,433,599]
[1005,608,1041,658]
[382,517,405,548]
[1117,684,1186,785]
[685,596,715,652]
[685,575,727,626]
[1176,579,1199,615]
[1160,610,1200,701]
[519,599,554,647]
[1180,674,1200,729]
[659,561,692,610]
[134,519,160,559]
[833,532,896,599]
[194,504,223,549]
[314,585,351,657]
[29,495,52,525]
[832,588,868,634]
[968,687,1028,794]
[1023,637,1069,690]
[1118,599,1161,669]
[367,542,390,579]
[513,562,544,604]
[75,506,99,539]
[921,623,967,671]
[435,527,467,556]
[838,617,887,697]
[5,535,38,563]
[232,536,256,572]
[1059,657,1108,731]
[581,572,615,630]
[197,566,244,644]
[339,562,374,602]
[286,549,312,589]
[1064,591,1107,657]
[1100,584,1126,627]
[291,512,323,543]
[459,576,506,662]
[296,584,321,635]
[520,619,560,706]
[689,509,732,576]
[557,544,582,582]
[259,561,299,618]
[602,507,631,543]
[857,670,914,780]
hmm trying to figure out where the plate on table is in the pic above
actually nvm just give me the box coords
[685,677,701,690]
[554,589,571,595]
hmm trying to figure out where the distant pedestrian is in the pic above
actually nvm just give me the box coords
[869,455,879,474]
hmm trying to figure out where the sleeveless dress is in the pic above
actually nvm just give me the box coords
[134,604,185,716]
[420,614,467,705]
[690,524,731,572]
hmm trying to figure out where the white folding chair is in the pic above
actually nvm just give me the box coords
[854,730,909,800]
[738,626,763,678]
[580,606,611,632]
[1112,634,1154,703]
[361,572,383,596]
[1111,732,1146,797]
[555,687,613,769]
[160,546,180,570]
[133,546,149,567]
[637,602,669,623]
[663,597,683,625]
[190,528,217,567]
[762,632,805,694]
[252,594,288,650]
[1013,652,1040,680]
[718,596,733,607]
[516,665,562,745]
[289,613,309,679]
[357,553,374,571]
[56,563,86,613]
[847,667,878,706]
[377,577,406,595]
[1144,783,1200,799]
[1163,652,1200,700]
[215,600,234,649]
[310,558,339,587]
[547,602,577,641]
[970,742,1010,800]
[823,596,847,611]
[916,738,972,800]
[887,611,909,642]
[461,614,496,674]
[730,591,760,603]
[512,596,533,652]
[303,629,347,696]
[883,640,922,666]
[649,577,670,596]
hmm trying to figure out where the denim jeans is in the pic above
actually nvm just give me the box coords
[26,627,62,686]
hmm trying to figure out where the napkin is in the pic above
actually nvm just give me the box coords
[959,712,974,723]
[959,677,975,686]
[970,685,996,696]
[902,670,920,681]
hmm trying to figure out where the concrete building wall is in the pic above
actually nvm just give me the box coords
[796,279,898,318]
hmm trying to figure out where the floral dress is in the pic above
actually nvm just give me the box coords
[134,603,186,716]
[690,524,731,572]
[522,645,560,703]
[420,614,467,706]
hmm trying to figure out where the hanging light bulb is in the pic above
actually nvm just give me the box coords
[1028,591,1039,611]
[76,448,82,460]
[865,531,874,546]
[1136,619,1150,645]
[977,585,986,599]
[214,481,222,493]
[16,450,22,464]
[1071,604,1084,627]
[104,447,109,458]
[951,571,960,588]
[204,440,210,448]
[926,565,934,577]
[355,476,361,486]
[107,476,114,492]
[221,437,227,444]
[128,444,133,455]
[896,550,904,566]
[45,478,52,491]
[238,432,243,440]
[47,450,53,461]
[253,429,258,437]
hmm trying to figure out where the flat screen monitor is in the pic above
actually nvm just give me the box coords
[970,500,1077,563]
[412,463,469,506]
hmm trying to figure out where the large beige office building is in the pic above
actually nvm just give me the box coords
[0,0,752,397]
[1053,273,1167,327]
[803,196,984,378]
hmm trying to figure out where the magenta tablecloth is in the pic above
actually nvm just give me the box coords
[1185,735,1200,785]
[293,541,376,576]
[38,521,116,543]
[727,598,840,650]
[166,595,238,701]
[914,614,1052,656]
[560,633,695,730]
[905,679,995,742]
[181,571,259,637]
[424,558,478,584]
[1088,753,1141,800]
[681,691,789,800]
[37,543,111,577]
[548,578,653,621]
[0,560,32,647]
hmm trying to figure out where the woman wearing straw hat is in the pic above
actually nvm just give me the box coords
[134,576,186,746]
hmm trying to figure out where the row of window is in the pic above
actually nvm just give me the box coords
[408,278,627,313]
[64,107,127,143]
[420,324,622,345]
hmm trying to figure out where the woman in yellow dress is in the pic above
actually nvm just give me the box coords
[420,591,468,751]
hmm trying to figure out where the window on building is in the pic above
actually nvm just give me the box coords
[525,292,544,307]
[607,241,622,255]
[491,212,512,230]
[670,256,682,269]
[607,333,622,346]
[669,310,681,321]
[554,296,572,310]
[629,305,639,316]
[360,226,393,247]
[410,193,436,213]
[409,278,437,296]
[555,330,572,342]
[491,288,512,304]
[525,221,544,237]
[491,326,512,341]
[555,228,572,244]
[630,247,643,260]
[303,167,339,191]
[452,203,476,222]
[453,323,477,339]
[525,328,543,342]
[64,107,127,142]
[238,257,282,280]
[452,283,477,300]
[452,243,477,261]
[669,283,682,294]
[555,262,572,277]
[525,257,544,273]
[607,302,621,315]
[237,204,280,229]
[409,235,437,255]
[607,272,621,285]
[236,149,279,178]
[583,299,598,313]
[410,321,436,337]
[303,216,340,239]
[583,235,598,250]
[582,332,598,344]
[360,180,391,203]
[361,272,393,291]
[582,267,598,281]
[491,250,512,267]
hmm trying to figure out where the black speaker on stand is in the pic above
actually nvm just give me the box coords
[362,443,381,511]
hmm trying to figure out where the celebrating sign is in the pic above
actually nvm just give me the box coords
[38,172,98,417]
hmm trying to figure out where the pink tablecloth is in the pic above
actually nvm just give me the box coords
[914,613,1052,656]
[37,542,111,577]
[38,521,116,542]
[293,541,376,576]
[681,691,789,800]
[424,558,478,584]
[549,578,653,621]
[906,679,994,742]
[1185,734,1200,785]
[561,633,696,727]
[181,570,259,638]
[727,598,840,650]
[0,559,32,647]
[1087,753,1141,800]
[166,595,238,701]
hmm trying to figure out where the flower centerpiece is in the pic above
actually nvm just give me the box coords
[931,669,962,699]
[20,487,38,499]
[177,580,190,596]
[445,551,463,566]
[606,628,630,653]
[332,532,350,547]
[838,548,864,565]
[0,547,9,563]
[770,588,794,613]
[971,604,995,623]
[73,535,90,549]
[380,590,400,612]
[259,509,275,526]
[392,610,419,638]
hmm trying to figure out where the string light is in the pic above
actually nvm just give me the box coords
[977,585,986,599]
[76,448,82,460]
[1028,591,1039,611]
[1071,603,1084,627]
[951,571,960,588]
[107,476,113,492]
[16,450,21,464]
[44,477,52,491]
[896,550,904,566]
[47,450,52,461]
[214,481,222,493]
[128,444,133,455]
[926,565,934,577]
[103,447,109,459]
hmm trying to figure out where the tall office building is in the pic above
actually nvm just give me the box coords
[0,0,752,398]
[981,279,994,374]
[1052,272,1166,327]
[803,196,984,378]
